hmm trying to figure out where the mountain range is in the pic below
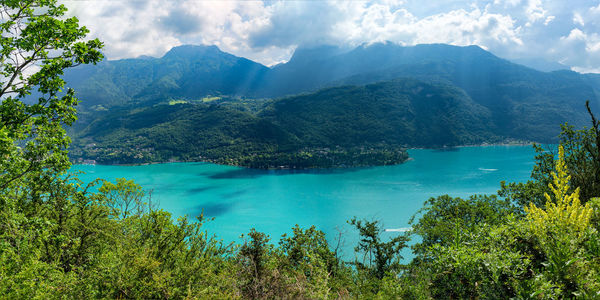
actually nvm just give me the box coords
[65,42,600,167]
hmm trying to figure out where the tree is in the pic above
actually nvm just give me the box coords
[500,101,600,208]
[99,178,148,219]
[525,145,593,237]
[0,0,103,196]
[406,143,600,299]
[409,194,516,255]
[0,1,102,296]
[348,218,408,281]
[238,229,273,299]
[524,145,595,297]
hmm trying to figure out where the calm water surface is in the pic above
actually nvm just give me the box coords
[73,146,536,258]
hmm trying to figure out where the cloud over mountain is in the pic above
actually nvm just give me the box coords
[64,0,600,72]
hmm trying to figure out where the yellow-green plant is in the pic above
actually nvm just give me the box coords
[523,146,598,297]
[525,145,593,237]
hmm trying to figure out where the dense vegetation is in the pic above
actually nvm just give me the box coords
[5,111,600,298]
[3,1,600,298]
[260,79,499,148]
[63,41,600,143]
[63,39,600,167]
[69,99,409,168]
[70,78,505,167]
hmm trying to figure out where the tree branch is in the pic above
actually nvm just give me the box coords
[0,43,48,97]
[0,162,35,190]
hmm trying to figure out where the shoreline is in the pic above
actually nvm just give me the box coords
[407,141,534,151]
[73,157,409,170]
[73,142,536,169]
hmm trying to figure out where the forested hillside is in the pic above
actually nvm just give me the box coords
[71,78,504,167]
[62,45,268,110]
[260,79,498,148]
[62,41,600,168]
[70,73,596,167]
[70,97,409,168]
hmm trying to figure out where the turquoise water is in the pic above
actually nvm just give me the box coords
[72,145,536,258]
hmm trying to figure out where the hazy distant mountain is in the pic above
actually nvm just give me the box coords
[71,78,498,166]
[265,44,597,119]
[260,79,499,148]
[511,57,569,73]
[259,43,499,97]
[66,42,598,118]
[329,66,597,142]
[65,42,600,166]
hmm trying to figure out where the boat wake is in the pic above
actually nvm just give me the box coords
[478,168,498,172]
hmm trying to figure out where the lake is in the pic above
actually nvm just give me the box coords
[72,145,537,259]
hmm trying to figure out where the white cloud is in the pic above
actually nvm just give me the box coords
[248,2,524,58]
[590,3,600,15]
[544,15,555,25]
[66,1,180,59]
[573,12,585,27]
[59,0,600,72]
[493,0,523,7]
[524,0,547,23]
[408,8,523,47]
[557,28,600,72]
[64,0,283,63]
[563,28,587,41]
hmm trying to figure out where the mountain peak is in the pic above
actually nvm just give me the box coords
[288,45,347,64]
[162,44,223,60]
[136,55,155,60]
[511,57,569,72]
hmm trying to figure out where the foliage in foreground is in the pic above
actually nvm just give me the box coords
[3,140,600,298]
[2,0,600,298]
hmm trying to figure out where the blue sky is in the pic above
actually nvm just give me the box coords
[64,0,600,72]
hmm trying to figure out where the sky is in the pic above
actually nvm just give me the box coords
[63,0,600,73]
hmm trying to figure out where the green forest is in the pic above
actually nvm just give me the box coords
[66,52,598,168]
[2,0,600,299]
[59,14,600,169]
[69,100,410,168]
